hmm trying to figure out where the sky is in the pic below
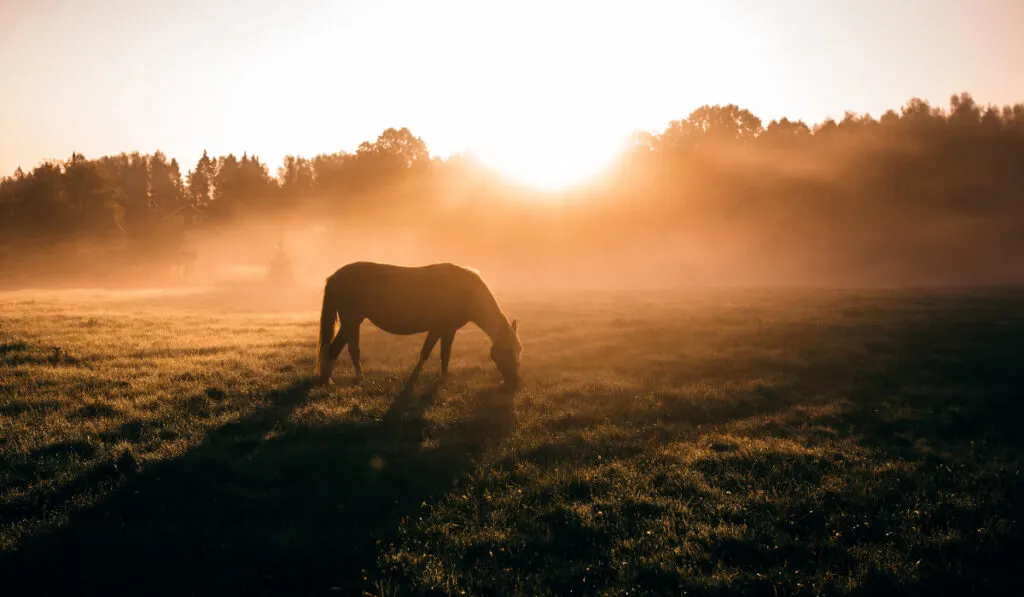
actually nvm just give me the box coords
[3,0,1024,183]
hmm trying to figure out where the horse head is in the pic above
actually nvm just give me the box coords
[490,319,522,387]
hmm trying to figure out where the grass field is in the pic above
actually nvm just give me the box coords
[1,285,1022,596]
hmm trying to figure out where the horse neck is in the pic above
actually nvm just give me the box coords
[471,286,510,344]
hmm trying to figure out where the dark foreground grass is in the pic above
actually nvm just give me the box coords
[1,287,1022,596]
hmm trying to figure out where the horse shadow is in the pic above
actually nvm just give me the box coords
[2,378,516,596]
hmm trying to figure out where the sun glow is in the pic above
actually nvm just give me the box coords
[0,0,767,188]
[468,127,627,190]
[405,0,734,191]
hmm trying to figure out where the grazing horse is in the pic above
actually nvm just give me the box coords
[314,262,522,387]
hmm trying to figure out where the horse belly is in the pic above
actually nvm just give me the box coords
[367,316,429,336]
[366,307,466,336]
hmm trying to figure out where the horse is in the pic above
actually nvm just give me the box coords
[313,262,522,387]
[169,246,197,279]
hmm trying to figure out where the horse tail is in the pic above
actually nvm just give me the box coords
[314,279,337,381]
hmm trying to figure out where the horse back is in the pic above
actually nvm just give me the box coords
[325,262,487,333]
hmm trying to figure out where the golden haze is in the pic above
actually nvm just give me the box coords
[3,92,1024,292]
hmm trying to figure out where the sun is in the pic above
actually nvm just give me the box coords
[467,127,626,191]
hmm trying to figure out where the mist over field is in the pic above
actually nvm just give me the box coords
[4,94,1024,293]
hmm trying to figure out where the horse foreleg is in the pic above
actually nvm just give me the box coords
[439,331,455,380]
[407,331,440,386]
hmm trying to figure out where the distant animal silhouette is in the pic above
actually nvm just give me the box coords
[267,238,293,285]
[170,247,197,278]
[314,262,522,387]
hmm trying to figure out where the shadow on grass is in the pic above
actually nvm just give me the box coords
[458,302,1024,597]
[0,339,83,367]
[829,313,1024,458]
[512,379,802,469]
[1,378,515,596]
[704,308,1024,596]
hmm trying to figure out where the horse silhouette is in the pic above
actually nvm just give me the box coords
[314,262,522,387]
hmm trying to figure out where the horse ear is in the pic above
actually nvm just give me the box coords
[512,319,518,333]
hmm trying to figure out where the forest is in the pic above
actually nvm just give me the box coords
[2,92,1023,288]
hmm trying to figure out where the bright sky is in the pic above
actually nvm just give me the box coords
[3,0,1024,186]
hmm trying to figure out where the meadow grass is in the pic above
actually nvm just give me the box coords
[1,286,1022,596]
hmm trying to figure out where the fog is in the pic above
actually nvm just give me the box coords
[3,96,1024,298]
[4,189,1019,300]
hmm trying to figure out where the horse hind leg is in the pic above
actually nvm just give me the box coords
[327,318,362,380]
[347,322,362,379]
[328,320,350,362]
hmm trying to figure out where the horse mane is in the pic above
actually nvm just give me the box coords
[451,263,482,277]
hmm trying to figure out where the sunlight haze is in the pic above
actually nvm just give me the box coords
[3,3,1024,592]
[3,0,1024,187]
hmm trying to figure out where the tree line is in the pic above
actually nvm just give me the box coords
[2,92,1024,285]
[0,126,432,239]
